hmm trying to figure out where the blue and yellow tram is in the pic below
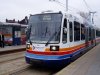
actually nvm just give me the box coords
[25,11,100,65]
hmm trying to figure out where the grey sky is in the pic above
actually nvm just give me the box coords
[0,0,100,27]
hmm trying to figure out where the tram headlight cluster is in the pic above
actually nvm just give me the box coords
[50,46,59,51]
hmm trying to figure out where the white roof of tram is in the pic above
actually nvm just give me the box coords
[32,10,96,28]
[41,10,89,24]
[61,11,93,28]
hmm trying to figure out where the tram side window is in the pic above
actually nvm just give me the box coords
[62,18,67,43]
[91,29,95,40]
[69,22,73,42]
[74,21,80,41]
[89,28,91,41]
[81,24,85,40]
[98,31,100,37]
[96,30,97,38]
[99,31,100,37]
[63,18,67,28]
[96,30,100,37]
[92,29,95,39]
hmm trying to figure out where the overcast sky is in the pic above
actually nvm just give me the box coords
[0,0,100,27]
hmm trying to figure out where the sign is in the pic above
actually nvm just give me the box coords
[43,15,51,21]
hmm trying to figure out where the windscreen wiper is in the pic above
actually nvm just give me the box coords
[45,26,61,46]
[45,32,57,46]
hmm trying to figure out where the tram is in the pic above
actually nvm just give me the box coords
[0,22,27,45]
[25,11,100,66]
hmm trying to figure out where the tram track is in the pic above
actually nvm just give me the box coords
[0,57,29,75]
[9,64,60,75]
[0,48,25,55]
[0,47,90,75]
[0,51,28,75]
[0,51,25,63]
[0,57,60,75]
[0,50,62,75]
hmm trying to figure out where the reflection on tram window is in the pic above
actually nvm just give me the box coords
[62,18,67,43]
[69,22,73,42]
[81,24,85,40]
[74,21,80,41]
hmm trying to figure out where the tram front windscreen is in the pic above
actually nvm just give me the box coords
[28,13,62,44]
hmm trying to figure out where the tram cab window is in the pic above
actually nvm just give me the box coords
[89,28,92,41]
[92,29,95,39]
[96,30,100,38]
[74,21,80,41]
[96,30,97,38]
[62,18,67,43]
[69,22,73,42]
[81,24,85,40]
[63,18,67,28]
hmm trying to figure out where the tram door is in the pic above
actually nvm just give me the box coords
[12,26,21,45]
[85,28,89,47]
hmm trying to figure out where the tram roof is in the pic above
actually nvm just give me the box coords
[64,11,94,28]
[31,11,89,23]
[30,11,97,28]
[41,11,93,26]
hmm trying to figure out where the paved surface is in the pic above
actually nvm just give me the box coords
[0,57,28,75]
[0,45,28,75]
[0,45,25,52]
[56,44,100,75]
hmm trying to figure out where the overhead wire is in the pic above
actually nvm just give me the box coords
[51,0,93,17]
[82,0,92,11]
[52,1,73,12]
[53,0,84,13]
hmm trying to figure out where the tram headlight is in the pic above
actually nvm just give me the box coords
[26,44,30,49]
[50,46,59,51]
[52,46,56,50]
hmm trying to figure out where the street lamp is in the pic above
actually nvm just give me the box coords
[49,0,68,12]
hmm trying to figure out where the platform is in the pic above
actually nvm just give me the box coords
[0,45,25,52]
[56,44,100,75]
